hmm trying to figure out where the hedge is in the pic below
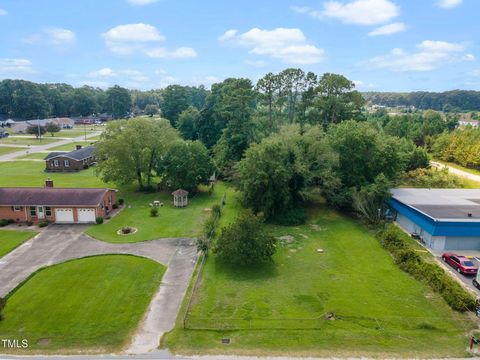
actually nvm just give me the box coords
[378,225,476,312]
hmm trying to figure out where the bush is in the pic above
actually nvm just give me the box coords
[203,216,216,238]
[272,206,307,226]
[38,220,49,228]
[214,210,277,266]
[121,226,132,234]
[26,221,33,226]
[7,219,14,224]
[112,203,119,209]
[118,198,124,205]
[212,203,222,219]
[96,216,104,224]
[150,207,159,217]
[0,219,8,227]
[0,297,5,321]
[378,225,476,312]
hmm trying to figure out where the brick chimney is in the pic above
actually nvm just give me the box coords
[45,178,54,188]
[76,145,82,150]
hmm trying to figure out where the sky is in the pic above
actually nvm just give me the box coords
[0,0,479,92]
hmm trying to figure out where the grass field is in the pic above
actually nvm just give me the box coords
[54,130,98,138]
[86,182,235,243]
[0,161,108,188]
[15,152,50,160]
[47,141,97,151]
[0,230,37,258]
[163,205,474,357]
[0,146,25,156]
[0,255,165,353]
[0,137,58,146]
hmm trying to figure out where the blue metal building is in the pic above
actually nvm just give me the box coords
[389,188,480,251]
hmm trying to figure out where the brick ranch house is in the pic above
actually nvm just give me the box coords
[44,145,96,172]
[0,180,117,224]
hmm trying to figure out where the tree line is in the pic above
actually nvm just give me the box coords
[364,90,480,112]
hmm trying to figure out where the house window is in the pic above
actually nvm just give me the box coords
[64,160,70,167]
[45,207,52,217]
[53,160,59,167]
[30,206,36,217]
[13,206,22,212]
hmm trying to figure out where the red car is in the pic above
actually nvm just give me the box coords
[442,253,478,275]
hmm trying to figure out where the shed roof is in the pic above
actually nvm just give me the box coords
[172,189,188,196]
[0,187,114,206]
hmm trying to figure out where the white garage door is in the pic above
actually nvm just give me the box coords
[55,208,74,223]
[77,208,96,223]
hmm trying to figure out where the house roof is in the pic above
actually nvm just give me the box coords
[0,187,114,206]
[391,188,480,221]
[172,189,188,196]
[45,145,95,161]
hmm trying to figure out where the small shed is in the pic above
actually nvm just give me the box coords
[172,189,189,208]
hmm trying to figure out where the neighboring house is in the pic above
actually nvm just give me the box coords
[11,122,28,134]
[458,113,479,127]
[49,117,74,128]
[389,188,480,251]
[44,145,96,172]
[0,179,117,224]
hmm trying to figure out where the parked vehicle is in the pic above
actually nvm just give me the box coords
[442,253,478,275]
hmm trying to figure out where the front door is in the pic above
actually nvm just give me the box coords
[37,206,45,219]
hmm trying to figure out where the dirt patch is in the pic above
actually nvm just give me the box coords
[277,235,295,243]
[37,338,50,346]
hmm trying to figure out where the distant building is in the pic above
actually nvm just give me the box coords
[389,188,480,251]
[44,145,96,172]
[172,189,189,207]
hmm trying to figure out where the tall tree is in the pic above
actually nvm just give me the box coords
[95,117,179,189]
[177,106,200,140]
[105,85,131,119]
[256,72,279,132]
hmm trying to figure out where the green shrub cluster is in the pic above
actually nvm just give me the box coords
[379,225,476,312]
[272,206,307,226]
[0,297,5,321]
[38,220,49,228]
[0,219,8,227]
[197,201,223,252]
[95,216,104,224]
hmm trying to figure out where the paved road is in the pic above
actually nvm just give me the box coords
[0,132,101,162]
[434,254,480,295]
[0,225,197,354]
[431,161,480,184]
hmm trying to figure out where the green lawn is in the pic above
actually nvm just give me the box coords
[47,141,97,151]
[54,130,99,138]
[0,146,26,156]
[15,152,50,160]
[0,255,165,353]
[0,137,58,146]
[0,161,108,188]
[163,205,474,357]
[0,230,37,258]
[86,182,235,243]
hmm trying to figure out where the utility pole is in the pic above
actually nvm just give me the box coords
[37,120,42,143]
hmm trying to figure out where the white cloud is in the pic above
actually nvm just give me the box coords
[294,0,400,25]
[368,22,406,36]
[469,69,480,77]
[0,8,7,16]
[102,23,196,59]
[219,27,325,65]
[126,0,159,5]
[353,80,377,89]
[88,68,116,78]
[25,27,75,46]
[367,40,472,72]
[436,0,462,9]
[0,58,34,76]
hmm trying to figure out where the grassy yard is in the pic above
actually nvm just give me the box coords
[47,141,97,151]
[163,205,474,357]
[54,130,99,138]
[15,152,50,160]
[0,146,26,156]
[0,137,58,146]
[86,182,235,243]
[0,230,37,258]
[0,161,108,188]
[0,255,165,353]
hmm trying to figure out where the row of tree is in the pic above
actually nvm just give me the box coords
[432,127,480,170]
[364,90,480,112]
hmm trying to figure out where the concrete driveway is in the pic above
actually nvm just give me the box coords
[0,224,198,354]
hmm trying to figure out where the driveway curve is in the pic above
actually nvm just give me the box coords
[0,224,198,354]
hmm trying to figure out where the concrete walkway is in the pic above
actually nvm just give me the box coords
[431,161,480,184]
[0,131,101,161]
[0,225,198,354]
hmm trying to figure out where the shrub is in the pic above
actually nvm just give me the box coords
[112,203,119,209]
[378,225,476,312]
[272,206,307,226]
[212,203,222,218]
[38,220,49,228]
[197,237,209,252]
[118,198,124,205]
[26,221,33,226]
[214,210,277,266]
[0,297,5,321]
[150,207,159,217]
[96,216,104,224]
[203,216,216,238]
[0,219,8,227]
[7,219,14,224]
